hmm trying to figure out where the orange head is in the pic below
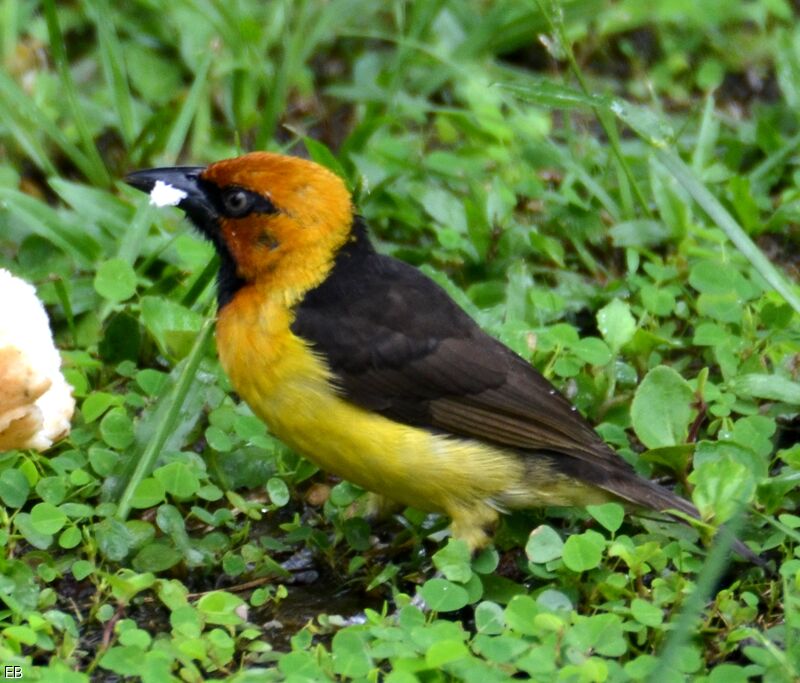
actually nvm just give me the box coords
[126,152,354,304]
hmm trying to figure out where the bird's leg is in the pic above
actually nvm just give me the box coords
[448,503,500,553]
[345,491,403,521]
[364,492,403,520]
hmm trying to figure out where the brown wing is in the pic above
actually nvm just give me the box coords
[292,219,634,484]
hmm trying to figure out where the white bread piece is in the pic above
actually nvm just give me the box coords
[0,269,75,451]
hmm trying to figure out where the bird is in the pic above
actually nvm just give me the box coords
[126,152,758,562]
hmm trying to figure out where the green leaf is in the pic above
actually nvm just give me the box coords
[332,629,373,677]
[59,525,82,549]
[499,79,599,109]
[426,639,470,667]
[125,43,182,105]
[537,589,572,613]
[690,457,754,523]
[586,503,624,533]
[525,525,564,563]
[93,258,137,302]
[135,369,169,397]
[471,547,499,574]
[99,408,135,449]
[208,628,235,664]
[84,0,137,144]
[30,502,68,534]
[205,425,233,452]
[567,613,627,657]
[100,646,145,676]
[196,590,246,625]
[609,219,671,248]
[162,49,213,162]
[140,296,203,359]
[504,595,540,635]
[562,530,605,572]
[82,392,123,423]
[779,444,800,469]
[641,285,676,316]
[328,480,362,507]
[733,374,800,404]
[279,651,326,679]
[343,517,371,551]
[115,317,214,521]
[72,560,94,580]
[474,601,505,635]
[596,299,636,351]
[655,148,800,315]
[14,512,54,549]
[59,500,99,521]
[610,98,674,146]
[4,625,37,645]
[631,366,694,449]
[266,477,290,507]
[94,518,135,561]
[631,598,664,627]
[0,188,100,264]
[0,469,30,508]
[420,578,470,612]
[303,137,349,184]
[132,542,182,573]
[129,478,165,509]
[572,337,612,366]
[89,447,119,477]
[433,539,473,583]
[153,462,200,499]
[639,445,694,475]
[729,415,776,459]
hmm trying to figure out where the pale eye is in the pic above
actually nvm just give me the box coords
[222,189,253,217]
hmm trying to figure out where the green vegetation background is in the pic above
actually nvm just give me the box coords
[0,0,799,681]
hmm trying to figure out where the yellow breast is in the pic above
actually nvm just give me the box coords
[216,287,522,506]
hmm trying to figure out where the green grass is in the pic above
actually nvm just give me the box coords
[1,1,799,680]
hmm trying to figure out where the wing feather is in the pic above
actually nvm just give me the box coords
[292,222,626,478]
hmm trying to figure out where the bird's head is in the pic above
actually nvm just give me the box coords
[126,152,354,303]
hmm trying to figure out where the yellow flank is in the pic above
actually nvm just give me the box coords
[216,283,608,550]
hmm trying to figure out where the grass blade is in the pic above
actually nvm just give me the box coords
[655,148,800,316]
[691,94,718,173]
[533,0,652,218]
[0,0,19,63]
[115,313,215,521]
[0,188,101,265]
[648,512,747,682]
[42,0,110,186]
[255,0,310,148]
[116,191,156,265]
[162,49,213,163]
[749,130,800,190]
[0,70,81,177]
[83,0,137,145]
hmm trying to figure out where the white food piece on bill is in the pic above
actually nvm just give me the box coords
[0,269,75,451]
[149,180,187,207]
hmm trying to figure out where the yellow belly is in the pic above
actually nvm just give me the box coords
[215,286,606,548]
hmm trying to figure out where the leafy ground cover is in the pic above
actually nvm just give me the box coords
[0,0,799,680]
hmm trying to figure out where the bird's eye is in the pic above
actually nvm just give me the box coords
[222,189,254,217]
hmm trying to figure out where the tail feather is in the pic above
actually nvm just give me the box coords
[543,447,764,566]
[608,473,764,567]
